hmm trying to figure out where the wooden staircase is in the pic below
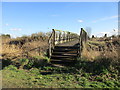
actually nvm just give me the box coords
[50,45,79,66]
[48,28,88,67]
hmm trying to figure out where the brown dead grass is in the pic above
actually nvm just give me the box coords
[82,37,120,62]
[1,33,48,61]
[82,44,100,61]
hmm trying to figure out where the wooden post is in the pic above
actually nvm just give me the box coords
[104,34,107,38]
[49,39,51,57]
[63,32,65,42]
[92,35,95,38]
[65,32,67,42]
[68,32,70,41]
[70,32,71,41]
[52,29,55,47]
[79,28,83,58]
[55,33,57,44]
[66,32,68,42]
[61,32,64,43]
[59,31,61,44]
[69,32,70,41]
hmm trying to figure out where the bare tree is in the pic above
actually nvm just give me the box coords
[85,27,92,37]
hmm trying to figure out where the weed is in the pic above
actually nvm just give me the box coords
[29,68,40,74]
[25,59,34,69]
[4,65,17,71]
[19,58,29,69]
[44,56,50,63]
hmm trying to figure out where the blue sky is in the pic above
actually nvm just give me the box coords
[2,2,118,37]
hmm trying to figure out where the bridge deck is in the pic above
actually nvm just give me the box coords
[56,39,79,46]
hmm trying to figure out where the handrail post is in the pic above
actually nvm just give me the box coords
[78,28,88,58]
[52,29,55,47]
[68,32,70,41]
[79,28,83,58]
[65,32,67,42]
[56,33,58,44]
[63,32,65,42]
[49,40,51,57]
[59,31,61,44]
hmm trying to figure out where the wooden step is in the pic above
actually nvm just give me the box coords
[52,52,77,56]
[50,60,75,64]
[51,55,77,59]
[54,46,79,49]
[54,47,79,50]
[51,58,76,61]
[53,49,78,52]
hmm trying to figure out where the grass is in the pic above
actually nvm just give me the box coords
[2,64,120,88]
[88,40,106,46]
[1,34,120,88]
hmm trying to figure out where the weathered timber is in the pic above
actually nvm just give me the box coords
[48,28,88,66]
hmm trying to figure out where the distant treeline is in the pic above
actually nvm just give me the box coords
[0,34,11,38]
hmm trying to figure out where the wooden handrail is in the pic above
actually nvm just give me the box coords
[48,29,79,58]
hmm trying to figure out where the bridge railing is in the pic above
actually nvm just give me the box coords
[78,28,88,57]
[48,29,79,57]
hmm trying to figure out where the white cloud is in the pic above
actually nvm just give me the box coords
[92,15,118,23]
[10,28,22,31]
[78,20,83,23]
[96,29,118,37]
[10,34,17,38]
[5,23,9,26]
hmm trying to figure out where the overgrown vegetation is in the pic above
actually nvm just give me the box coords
[0,32,50,68]
[1,33,120,88]
[2,63,120,88]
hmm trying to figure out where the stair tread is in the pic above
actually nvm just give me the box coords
[53,50,78,52]
[51,54,77,56]
[51,57,76,60]
[55,46,79,47]
[52,53,77,56]
[51,60,75,63]
[51,59,74,62]
[54,46,79,49]
[52,51,77,53]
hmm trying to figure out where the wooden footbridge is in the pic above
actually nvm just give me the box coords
[48,28,88,66]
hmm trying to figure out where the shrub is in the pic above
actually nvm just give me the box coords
[24,56,50,69]
[43,56,50,63]
[19,59,29,69]
[4,65,17,70]
[0,34,11,38]
[25,59,34,69]
[29,68,40,74]
[2,59,12,69]
[33,56,50,67]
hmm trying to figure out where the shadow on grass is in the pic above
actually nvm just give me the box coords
[39,57,114,75]
[2,59,12,69]
[74,57,112,75]
[2,56,118,76]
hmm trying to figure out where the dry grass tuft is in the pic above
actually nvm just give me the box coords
[0,44,23,60]
[82,44,100,61]
[82,37,119,63]
[0,32,48,61]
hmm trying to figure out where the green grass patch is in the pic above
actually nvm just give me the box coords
[2,65,120,88]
